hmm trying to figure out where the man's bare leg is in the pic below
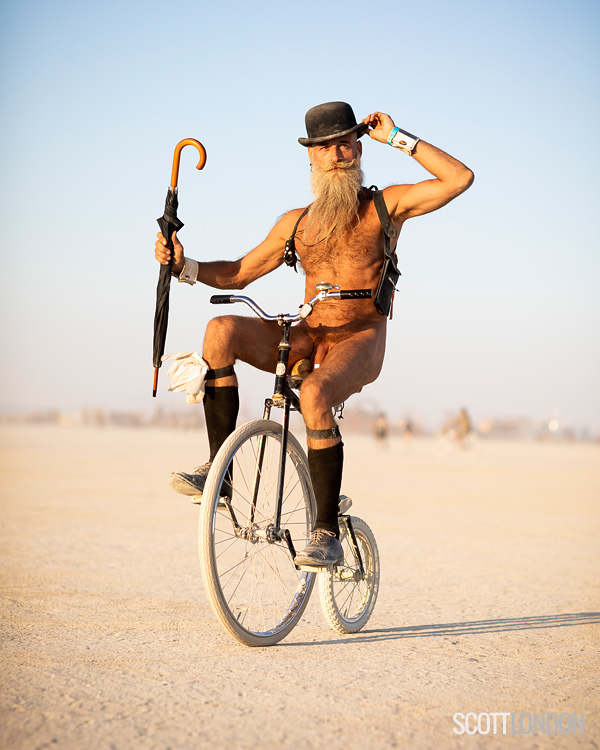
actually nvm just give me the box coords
[295,326,386,567]
[169,315,313,498]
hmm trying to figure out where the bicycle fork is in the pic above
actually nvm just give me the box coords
[340,515,366,580]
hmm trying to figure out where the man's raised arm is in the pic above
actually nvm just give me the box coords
[362,111,474,221]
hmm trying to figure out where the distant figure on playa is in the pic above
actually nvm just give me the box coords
[155,101,473,568]
[442,407,474,448]
[373,412,390,449]
[403,416,414,449]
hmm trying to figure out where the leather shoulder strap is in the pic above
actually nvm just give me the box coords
[290,205,310,238]
[283,205,311,271]
[372,190,398,240]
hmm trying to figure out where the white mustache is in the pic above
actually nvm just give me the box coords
[316,158,361,173]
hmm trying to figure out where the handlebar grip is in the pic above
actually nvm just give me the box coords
[339,289,373,300]
[210,295,234,304]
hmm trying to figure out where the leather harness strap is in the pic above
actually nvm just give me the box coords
[371,188,398,241]
[283,206,311,271]
[370,187,401,317]
[371,188,399,266]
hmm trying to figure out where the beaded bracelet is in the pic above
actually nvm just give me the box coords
[387,127,401,145]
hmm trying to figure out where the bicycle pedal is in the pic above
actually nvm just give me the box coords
[295,556,344,573]
[189,495,229,508]
[295,563,337,573]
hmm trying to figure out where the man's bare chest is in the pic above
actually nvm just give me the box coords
[296,219,384,275]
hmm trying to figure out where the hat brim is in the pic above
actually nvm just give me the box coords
[298,122,369,147]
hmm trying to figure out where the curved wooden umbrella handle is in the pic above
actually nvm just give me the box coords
[170,138,207,188]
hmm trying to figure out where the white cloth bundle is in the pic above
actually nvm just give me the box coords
[161,351,209,404]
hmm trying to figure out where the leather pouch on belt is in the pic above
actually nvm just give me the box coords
[373,252,400,317]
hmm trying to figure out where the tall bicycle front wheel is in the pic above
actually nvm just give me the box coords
[319,516,380,634]
[199,419,316,647]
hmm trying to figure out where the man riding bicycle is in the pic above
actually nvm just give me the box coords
[154,101,474,569]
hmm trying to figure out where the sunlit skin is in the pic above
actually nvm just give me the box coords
[155,111,474,448]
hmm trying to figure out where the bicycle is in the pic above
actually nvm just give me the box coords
[197,283,381,647]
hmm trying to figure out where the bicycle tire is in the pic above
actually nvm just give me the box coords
[199,419,316,647]
[319,516,380,634]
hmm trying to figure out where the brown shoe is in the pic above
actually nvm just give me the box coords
[294,529,344,570]
[168,462,232,505]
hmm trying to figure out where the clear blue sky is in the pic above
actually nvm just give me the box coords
[0,0,598,433]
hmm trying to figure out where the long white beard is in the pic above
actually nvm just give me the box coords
[307,158,364,242]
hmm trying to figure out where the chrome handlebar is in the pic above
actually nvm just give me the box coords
[210,285,372,323]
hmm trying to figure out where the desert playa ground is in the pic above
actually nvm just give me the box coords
[1,424,598,749]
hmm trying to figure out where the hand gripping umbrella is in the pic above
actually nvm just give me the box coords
[153,138,206,396]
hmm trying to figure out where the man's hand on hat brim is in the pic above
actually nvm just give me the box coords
[362,112,396,144]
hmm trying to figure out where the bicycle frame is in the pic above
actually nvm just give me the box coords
[209,284,373,561]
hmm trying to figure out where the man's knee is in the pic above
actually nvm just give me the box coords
[204,316,238,354]
[299,377,333,418]
[205,315,237,338]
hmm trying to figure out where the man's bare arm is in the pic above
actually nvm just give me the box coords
[388,140,474,219]
[362,111,474,221]
[154,210,303,289]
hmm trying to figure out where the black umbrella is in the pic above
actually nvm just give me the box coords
[153,138,206,396]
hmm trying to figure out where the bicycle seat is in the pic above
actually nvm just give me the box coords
[287,358,313,389]
[287,359,354,419]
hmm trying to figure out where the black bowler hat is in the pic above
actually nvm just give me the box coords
[298,101,368,146]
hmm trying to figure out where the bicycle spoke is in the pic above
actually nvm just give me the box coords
[318,517,380,634]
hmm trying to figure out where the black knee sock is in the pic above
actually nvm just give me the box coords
[203,385,239,461]
[308,442,344,538]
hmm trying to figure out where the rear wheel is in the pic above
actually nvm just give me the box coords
[199,420,316,646]
[319,516,380,634]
